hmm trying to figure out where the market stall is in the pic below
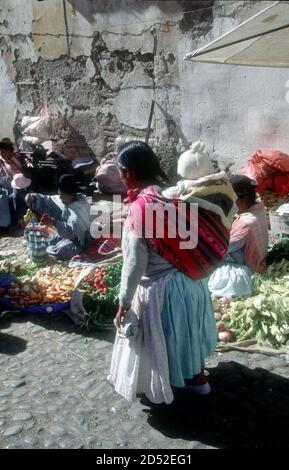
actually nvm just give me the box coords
[0,251,123,331]
[211,154,289,348]
[214,258,289,348]
[184,0,289,350]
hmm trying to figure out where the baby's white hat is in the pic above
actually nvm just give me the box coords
[115,136,126,152]
[177,141,214,180]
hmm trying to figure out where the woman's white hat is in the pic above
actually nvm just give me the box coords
[11,173,32,190]
[177,141,214,180]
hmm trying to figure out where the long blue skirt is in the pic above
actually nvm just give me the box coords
[161,271,217,388]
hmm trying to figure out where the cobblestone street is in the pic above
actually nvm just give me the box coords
[1,233,289,449]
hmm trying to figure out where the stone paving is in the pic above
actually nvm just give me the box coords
[0,229,25,256]
[1,231,289,449]
[1,312,289,449]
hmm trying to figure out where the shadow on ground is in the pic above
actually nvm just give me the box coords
[0,310,115,344]
[0,228,24,236]
[0,331,27,355]
[141,361,289,449]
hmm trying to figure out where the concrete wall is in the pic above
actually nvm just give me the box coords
[0,0,288,174]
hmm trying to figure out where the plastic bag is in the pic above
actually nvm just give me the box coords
[23,209,38,227]
[114,308,140,338]
[241,150,289,197]
[21,115,51,143]
[95,153,127,195]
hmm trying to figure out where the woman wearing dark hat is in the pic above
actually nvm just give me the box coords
[25,174,91,260]
[0,138,23,187]
[0,139,24,229]
[209,175,269,297]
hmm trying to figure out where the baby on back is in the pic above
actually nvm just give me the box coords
[162,141,237,229]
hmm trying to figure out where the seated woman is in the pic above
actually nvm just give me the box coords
[25,174,91,260]
[209,175,269,297]
[0,138,23,188]
[0,138,24,229]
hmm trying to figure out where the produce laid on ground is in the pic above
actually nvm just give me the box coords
[0,259,23,275]
[35,266,83,303]
[214,259,289,348]
[0,254,39,278]
[0,264,82,309]
[267,234,289,264]
[2,233,289,338]
[80,261,123,330]
[0,254,123,330]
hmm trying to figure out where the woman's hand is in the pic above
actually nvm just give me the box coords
[25,193,36,205]
[115,305,131,329]
[40,213,55,227]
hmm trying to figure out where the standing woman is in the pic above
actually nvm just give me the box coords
[108,141,219,404]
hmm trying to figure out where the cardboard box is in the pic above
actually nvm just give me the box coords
[269,211,289,236]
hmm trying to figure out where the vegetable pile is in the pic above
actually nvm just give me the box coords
[1,265,82,308]
[0,259,23,275]
[35,265,83,303]
[214,259,289,348]
[0,256,123,330]
[0,255,40,279]
[267,234,289,265]
[81,261,123,331]
[1,279,44,308]
[81,267,109,295]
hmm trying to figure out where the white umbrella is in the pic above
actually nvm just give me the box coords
[184,1,289,68]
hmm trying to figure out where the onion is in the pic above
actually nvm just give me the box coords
[221,296,231,306]
[218,331,234,342]
[215,312,222,321]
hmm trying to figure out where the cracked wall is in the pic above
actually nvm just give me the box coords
[0,0,288,174]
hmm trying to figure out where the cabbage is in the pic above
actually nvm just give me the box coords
[214,259,289,348]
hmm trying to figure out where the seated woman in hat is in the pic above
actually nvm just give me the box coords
[25,174,91,260]
[0,138,23,189]
[208,175,269,297]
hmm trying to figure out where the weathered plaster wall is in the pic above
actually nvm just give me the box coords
[0,55,17,139]
[0,0,287,174]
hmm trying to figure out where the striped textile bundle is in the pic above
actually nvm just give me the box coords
[69,238,121,267]
[98,238,120,254]
[24,225,50,263]
[128,186,230,280]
